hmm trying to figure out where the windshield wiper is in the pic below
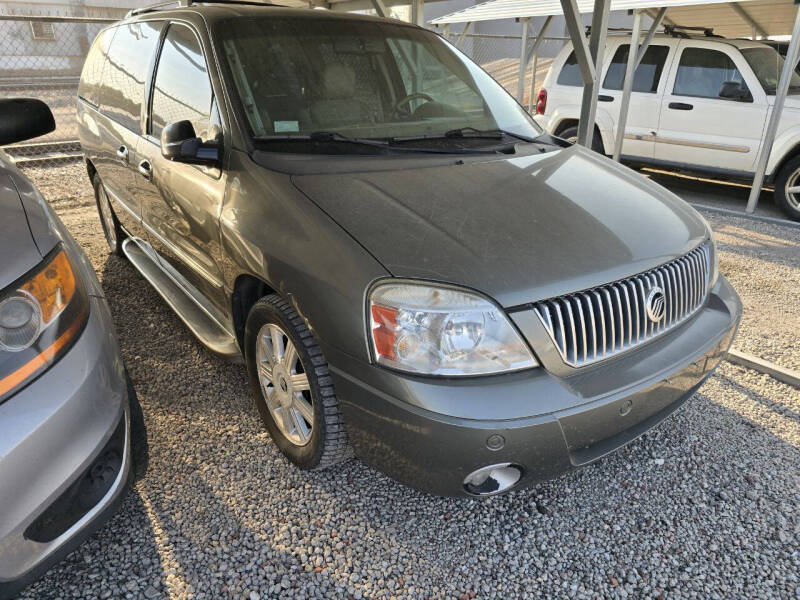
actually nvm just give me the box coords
[254,131,391,149]
[389,127,537,144]
[254,130,496,154]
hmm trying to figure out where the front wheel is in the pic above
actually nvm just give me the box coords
[557,124,604,154]
[773,155,800,222]
[244,295,351,470]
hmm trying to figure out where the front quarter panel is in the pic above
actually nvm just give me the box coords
[220,150,389,361]
[767,111,800,176]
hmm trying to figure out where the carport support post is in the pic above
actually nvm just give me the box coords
[561,0,611,148]
[746,3,800,214]
[613,7,667,162]
[517,18,531,102]
[613,10,643,162]
[580,0,611,147]
[527,16,554,112]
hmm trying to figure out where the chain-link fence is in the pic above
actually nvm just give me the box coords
[452,33,567,110]
[0,15,114,167]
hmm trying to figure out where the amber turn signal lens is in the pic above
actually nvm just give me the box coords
[20,249,76,325]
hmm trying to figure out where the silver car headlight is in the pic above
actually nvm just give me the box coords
[368,281,537,376]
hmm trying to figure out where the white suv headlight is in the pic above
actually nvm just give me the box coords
[368,281,537,376]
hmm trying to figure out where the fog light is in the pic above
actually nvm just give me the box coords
[463,463,523,496]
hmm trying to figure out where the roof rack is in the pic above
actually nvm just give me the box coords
[663,24,724,39]
[126,0,278,18]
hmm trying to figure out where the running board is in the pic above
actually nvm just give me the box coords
[121,238,241,361]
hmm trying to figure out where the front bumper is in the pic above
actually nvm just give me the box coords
[0,296,130,598]
[328,275,741,497]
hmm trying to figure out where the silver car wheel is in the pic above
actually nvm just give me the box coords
[97,184,118,251]
[785,168,800,210]
[255,323,313,446]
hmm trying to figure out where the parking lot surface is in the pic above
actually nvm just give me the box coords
[18,164,800,600]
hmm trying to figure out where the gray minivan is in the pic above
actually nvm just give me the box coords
[78,1,741,497]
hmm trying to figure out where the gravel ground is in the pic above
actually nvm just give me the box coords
[16,164,800,600]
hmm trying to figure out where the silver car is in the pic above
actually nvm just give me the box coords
[0,98,146,599]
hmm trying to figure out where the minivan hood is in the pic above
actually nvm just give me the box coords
[292,146,709,308]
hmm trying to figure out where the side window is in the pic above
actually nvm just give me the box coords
[673,47,748,99]
[150,24,214,141]
[78,27,115,106]
[100,22,161,132]
[557,51,584,87]
[603,44,670,93]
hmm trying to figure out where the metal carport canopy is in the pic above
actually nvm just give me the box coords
[430,0,796,38]
[431,0,800,217]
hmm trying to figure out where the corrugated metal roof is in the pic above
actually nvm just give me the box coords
[430,0,797,38]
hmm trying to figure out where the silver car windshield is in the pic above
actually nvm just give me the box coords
[740,47,800,96]
[217,17,541,147]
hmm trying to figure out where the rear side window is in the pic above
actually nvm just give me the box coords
[150,23,214,140]
[100,22,161,132]
[556,51,584,87]
[603,44,670,93]
[78,28,115,107]
[673,47,748,99]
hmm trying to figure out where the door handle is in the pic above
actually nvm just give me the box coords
[138,160,152,181]
[668,102,694,111]
[598,95,614,102]
[116,145,129,163]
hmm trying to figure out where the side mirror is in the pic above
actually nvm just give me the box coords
[0,98,55,146]
[719,81,750,102]
[161,120,219,165]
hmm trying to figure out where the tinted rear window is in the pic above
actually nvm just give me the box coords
[603,44,669,93]
[100,22,161,132]
[78,28,115,106]
[557,51,584,87]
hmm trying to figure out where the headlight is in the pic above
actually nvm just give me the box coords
[368,281,537,376]
[0,246,89,401]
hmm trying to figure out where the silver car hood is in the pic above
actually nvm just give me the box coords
[0,171,42,291]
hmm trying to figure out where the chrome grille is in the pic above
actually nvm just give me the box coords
[533,244,711,367]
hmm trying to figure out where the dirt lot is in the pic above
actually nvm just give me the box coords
[17,163,800,600]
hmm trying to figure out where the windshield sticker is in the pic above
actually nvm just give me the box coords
[274,121,300,133]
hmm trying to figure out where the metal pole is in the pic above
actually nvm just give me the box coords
[410,0,424,26]
[613,9,643,162]
[577,0,611,148]
[444,23,450,41]
[455,22,473,48]
[370,0,388,17]
[746,3,800,213]
[636,7,667,68]
[517,18,531,102]
[527,16,553,112]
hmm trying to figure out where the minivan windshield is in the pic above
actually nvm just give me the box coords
[216,16,542,152]
[740,46,800,95]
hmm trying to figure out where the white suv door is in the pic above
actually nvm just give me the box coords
[655,40,768,174]
[599,41,675,159]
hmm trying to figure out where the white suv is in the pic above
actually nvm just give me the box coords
[534,32,800,221]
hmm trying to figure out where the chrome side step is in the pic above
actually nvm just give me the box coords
[121,238,241,361]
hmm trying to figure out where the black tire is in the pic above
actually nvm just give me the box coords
[127,371,149,482]
[244,295,351,470]
[92,174,126,256]
[773,155,800,222]
[557,124,605,154]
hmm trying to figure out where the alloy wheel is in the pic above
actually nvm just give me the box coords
[255,323,314,446]
[785,168,800,211]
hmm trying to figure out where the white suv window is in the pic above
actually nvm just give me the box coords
[673,47,749,100]
[603,45,670,93]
